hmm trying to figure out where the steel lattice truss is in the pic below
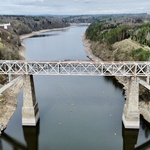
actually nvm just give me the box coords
[0,60,150,76]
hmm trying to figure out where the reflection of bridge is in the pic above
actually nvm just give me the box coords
[1,123,150,150]
[0,23,10,29]
[0,123,40,150]
[1,60,150,129]
[122,124,150,150]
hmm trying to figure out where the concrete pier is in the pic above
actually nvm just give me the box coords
[122,77,140,129]
[22,75,39,126]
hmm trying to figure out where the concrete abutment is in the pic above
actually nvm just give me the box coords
[22,75,39,126]
[122,77,140,129]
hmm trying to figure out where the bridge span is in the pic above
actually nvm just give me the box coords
[1,60,150,129]
[0,60,150,76]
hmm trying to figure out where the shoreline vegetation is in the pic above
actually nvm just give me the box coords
[83,19,150,122]
[20,26,71,40]
[82,33,150,123]
[0,25,72,134]
[1,13,150,133]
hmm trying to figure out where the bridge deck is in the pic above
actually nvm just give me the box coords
[0,60,150,76]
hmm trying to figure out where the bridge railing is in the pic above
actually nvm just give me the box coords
[0,60,150,76]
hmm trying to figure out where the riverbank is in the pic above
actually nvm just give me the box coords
[82,33,150,124]
[0,77,23,134]
[0,25,72,135]
[20,26,71,40]
[82,34,101,61]
[0,49,24,134]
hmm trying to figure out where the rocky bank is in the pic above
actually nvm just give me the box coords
[82,33,150,124]
[0,26,71,135]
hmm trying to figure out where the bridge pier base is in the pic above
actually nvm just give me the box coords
[22,75,39,126]
[122,77,140,129]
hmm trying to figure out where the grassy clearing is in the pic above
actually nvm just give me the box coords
[112,39,150,61]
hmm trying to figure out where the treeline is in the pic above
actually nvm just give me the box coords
[63,13,150,24]
[86,20,150,61]
[0,15,70,83]
[0,28,21,60]
[86,22,150,46]
[131,24,150,46]
[86,22,130,44]
[0,16,69,35]
[0,15,69,61]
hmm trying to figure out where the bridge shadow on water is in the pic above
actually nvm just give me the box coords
[0,121,40,150]
[122,116,150,150]
[122,123,139,150]
[22,120,40,150]
[1,118,150,149]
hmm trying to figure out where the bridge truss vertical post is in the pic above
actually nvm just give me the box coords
[22,75,39,126]
[122,77,140,129]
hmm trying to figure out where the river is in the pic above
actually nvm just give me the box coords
[1,25,150,150]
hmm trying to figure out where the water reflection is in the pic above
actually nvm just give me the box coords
[135,140,150,150]
[30,33,59,38]
[140,116,150,138]
[104,76,123,90]
[1,133,27,150]
[0,138,2,150]
[23,121,40,150]
[122,123,139,150]
[122,116,150,150]
[1,120,150,150]
[0,121,40,150]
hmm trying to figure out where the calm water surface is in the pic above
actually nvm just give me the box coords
[1,26,150,150]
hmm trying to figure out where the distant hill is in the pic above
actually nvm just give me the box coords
[0,15,69,35]
[0,15,70,83]
[0,15,69,60]
[0,28,21,60]
[85,15,150,61]
[63,13,150,24]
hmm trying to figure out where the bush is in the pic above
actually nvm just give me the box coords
[131,48,150,61]
[86,22,130,45]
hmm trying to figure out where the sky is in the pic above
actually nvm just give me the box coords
[0,0,150,15]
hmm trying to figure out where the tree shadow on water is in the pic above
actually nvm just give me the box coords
[104,76,124,90]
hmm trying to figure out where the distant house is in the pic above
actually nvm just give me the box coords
[0,23,10,29]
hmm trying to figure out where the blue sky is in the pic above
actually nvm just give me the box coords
[0,0,150,15]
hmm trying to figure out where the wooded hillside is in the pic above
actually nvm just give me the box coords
[0,16,69,35]
[86,16,150,61]
[0,15,69,61]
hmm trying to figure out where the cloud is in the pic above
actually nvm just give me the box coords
[0,0,150,15]
[84,0,92,3]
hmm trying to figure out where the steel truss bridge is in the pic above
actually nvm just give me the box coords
[0,60,150,76]
[1,60,150,130]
